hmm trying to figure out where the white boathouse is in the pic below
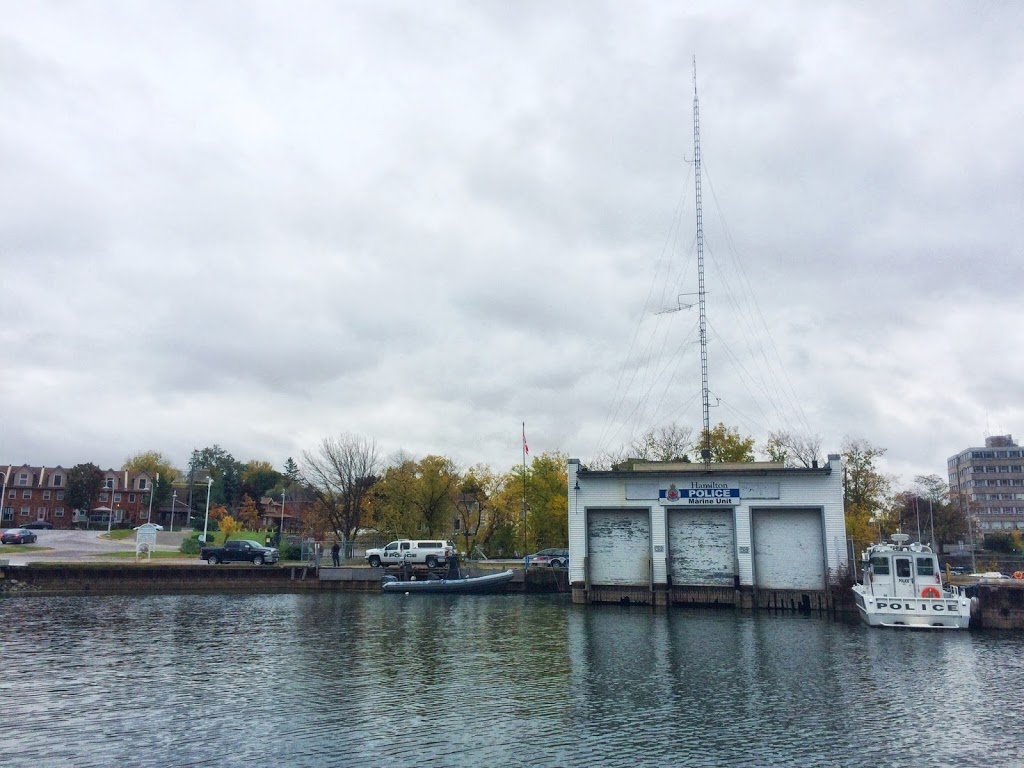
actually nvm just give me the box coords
[567,455,848,609]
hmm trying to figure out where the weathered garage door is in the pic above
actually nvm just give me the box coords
[752,508,824,590]
[667,508,736,586]
[587,510,651,586]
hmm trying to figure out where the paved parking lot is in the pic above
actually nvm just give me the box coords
[0,528,192,566]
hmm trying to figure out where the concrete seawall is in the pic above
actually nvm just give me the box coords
[0,563,569,596]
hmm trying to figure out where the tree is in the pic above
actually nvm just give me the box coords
[239,460,281,503]
[302,434,382,543]
[454,464,499,554]
[913,474,967,555]
[411,455,459,535]
[191,445,244,512]
[763,431,822,468]
[122,450,179,515]
[368,458,419,539]
[486,452,568,555]
[629,423,693,462]
[523,452,568,551]
[237,494,262,530]
[66,463,104,522]
[368,454,460,538]
[218,515,241,541]
[842,437,893,551]
[283,457,301,487]
[698,423,756,463]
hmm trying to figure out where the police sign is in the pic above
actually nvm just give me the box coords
[660,482,740,506]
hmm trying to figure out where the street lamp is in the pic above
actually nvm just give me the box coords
[0,471,8,526]
[200,476,214,543]
[107,478,116,533]
[146,473,159,523]
[170,489,177,533]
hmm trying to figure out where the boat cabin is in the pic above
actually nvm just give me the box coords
[861,534,944,600]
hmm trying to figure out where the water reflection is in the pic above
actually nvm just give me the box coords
[1,593,1021,767]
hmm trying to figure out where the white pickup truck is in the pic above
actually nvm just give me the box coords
[365,539,457,569]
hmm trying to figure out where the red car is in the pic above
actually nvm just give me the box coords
[1,528,38,544]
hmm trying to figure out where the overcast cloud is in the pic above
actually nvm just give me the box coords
[2,1,1022,488]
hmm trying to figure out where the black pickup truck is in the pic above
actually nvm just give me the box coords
[200,539,279,566]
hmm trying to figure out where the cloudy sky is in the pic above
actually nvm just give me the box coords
[2,1,1022,488]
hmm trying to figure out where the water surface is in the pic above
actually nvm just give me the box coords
[2,593,1021,767]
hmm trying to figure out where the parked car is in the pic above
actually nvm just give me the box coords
[22,520,54,530]
[526,548,568,568]
[365,540,458,569]
[200,539,279,565]
[1,528,38,545]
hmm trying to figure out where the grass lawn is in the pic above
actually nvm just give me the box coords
[0,544,51,553]
[101,529,135,541]
[95,550,191,560]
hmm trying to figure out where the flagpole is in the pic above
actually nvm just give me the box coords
[522,422,528,556]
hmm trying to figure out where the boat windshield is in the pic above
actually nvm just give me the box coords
[916,557,936,576]
[895,559,912,578]
[870,556,890,574]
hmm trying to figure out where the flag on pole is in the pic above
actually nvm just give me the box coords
[523,425,529,455]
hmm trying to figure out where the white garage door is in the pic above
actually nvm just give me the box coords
[752,508,825,590]
[668,508,736,586]
[587,510,651,586]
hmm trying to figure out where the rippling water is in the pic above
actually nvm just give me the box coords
[2,592,1022,767]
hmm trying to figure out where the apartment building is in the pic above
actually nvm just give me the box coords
[1,465,157,529]
[947,435,1024,533]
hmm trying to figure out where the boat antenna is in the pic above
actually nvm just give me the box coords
[693,57,711,466]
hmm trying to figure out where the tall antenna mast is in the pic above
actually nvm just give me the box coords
[693,57,711,464]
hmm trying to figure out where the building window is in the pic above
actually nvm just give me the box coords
[43,490,51,500]
[20,506,30,517]
[114,493,122,502]
[36,507,46,518]
[1,507,11,521]
[100,492,109,503]
[128,493,136,503]
[106,479,115,490]
[52,474,63,487]
[22,490,31,499]
[138,478,147,491]
[18,473,28,486]
[6,490,13,499]
[55,507,65,517]
[57,491,64,500]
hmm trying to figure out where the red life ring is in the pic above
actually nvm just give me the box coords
[921,586,942,599]
[1013,571,1024,580]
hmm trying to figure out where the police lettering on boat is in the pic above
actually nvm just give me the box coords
[851,533,975,629]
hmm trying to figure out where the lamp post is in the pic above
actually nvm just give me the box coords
[146,473,159,523]
[201,476,214,543]
[170,489,177,533]
[280,491,285,539]
[107,478,116,533]
[0,470,8,526]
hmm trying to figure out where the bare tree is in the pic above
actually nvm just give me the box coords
[764,430,823,468]
[629,423,694,462]
[302,434,381,542]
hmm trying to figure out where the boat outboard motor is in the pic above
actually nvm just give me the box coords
[447,555,461,580]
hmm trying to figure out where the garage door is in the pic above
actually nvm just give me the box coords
[587,510,651,586]
[667,508,736,586]
[752,508,824,590]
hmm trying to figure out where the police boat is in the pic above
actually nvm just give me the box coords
[852,533,974,629]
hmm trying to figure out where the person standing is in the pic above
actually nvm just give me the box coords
[331,540,341,567]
